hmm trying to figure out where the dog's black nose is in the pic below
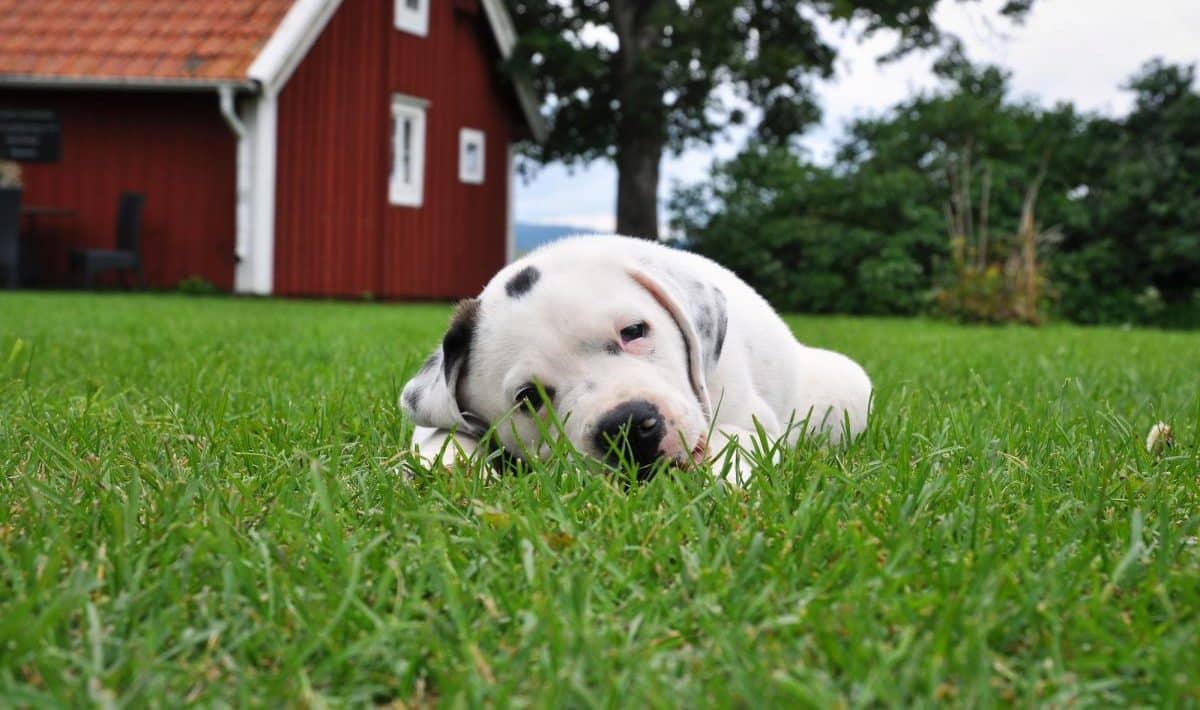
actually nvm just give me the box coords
[594,400,666,469]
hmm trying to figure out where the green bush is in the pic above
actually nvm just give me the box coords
[176,276,218,296]
[1051,242,1146,324]
[855,247,927,315]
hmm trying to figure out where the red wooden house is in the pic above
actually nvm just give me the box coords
[0,0,544,297]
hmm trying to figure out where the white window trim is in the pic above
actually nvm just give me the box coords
[394,0,429,37]
[459,128,486,185]
[390,95,428,208]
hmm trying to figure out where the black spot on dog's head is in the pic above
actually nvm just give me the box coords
[505,266,540,298]
[604,341,621,356]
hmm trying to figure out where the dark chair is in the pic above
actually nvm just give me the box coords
[0,188,20,289]
[71,192,145,289]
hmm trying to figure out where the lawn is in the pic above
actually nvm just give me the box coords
[1,292,1198,706]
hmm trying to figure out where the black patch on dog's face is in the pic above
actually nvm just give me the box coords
[403,386,421,412]
[442,299,480,380]
[604,341,621,356]
[505,266,540,298]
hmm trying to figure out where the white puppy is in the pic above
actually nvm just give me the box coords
[401,235,871,481]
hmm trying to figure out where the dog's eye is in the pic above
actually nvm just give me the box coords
[620,322,648,343]
[514,383,554,412]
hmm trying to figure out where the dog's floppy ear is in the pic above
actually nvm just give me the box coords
[400,299,484,434]
[628,263,727,418]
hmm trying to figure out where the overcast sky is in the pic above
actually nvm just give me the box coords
[514,0,1200,232]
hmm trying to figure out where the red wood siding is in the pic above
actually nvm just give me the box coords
[274,0,516,299]
[6,91,236,289]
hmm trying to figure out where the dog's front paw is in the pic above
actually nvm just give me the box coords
[706,427,775,487]
[410,426,480,470]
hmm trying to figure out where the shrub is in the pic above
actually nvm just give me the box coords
[855,247,927,315]
[176,276,218,296]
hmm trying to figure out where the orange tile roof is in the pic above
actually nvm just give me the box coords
[0,0,295,82]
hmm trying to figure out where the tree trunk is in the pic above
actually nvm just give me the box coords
[612,0,664,239]
[616,132,663,238]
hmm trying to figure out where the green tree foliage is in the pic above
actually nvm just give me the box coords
[670,144,934,314]
[671,58,1200,325]
[1053,61,1200,325]
[505,0,1033,239]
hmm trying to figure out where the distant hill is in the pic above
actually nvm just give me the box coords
[515,223,690,257]
[515,223,590,256]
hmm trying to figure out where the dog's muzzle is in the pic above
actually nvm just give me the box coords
[594,399,667,476]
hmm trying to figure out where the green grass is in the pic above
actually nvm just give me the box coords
[2,292,1198,707]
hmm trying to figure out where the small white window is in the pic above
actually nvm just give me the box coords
[459,128,485,184]
[390,95,428,207]
[394,0,429,36]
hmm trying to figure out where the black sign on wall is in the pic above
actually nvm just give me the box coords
[0,109,62,162]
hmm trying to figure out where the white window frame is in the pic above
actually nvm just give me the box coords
[394,0,429,37]
[390,95,428,207]
[459,128,486,185]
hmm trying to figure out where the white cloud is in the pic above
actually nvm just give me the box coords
[956,0,1200,114]
[517,0,1200,228]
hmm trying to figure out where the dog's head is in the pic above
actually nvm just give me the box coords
[400,247,728,475]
